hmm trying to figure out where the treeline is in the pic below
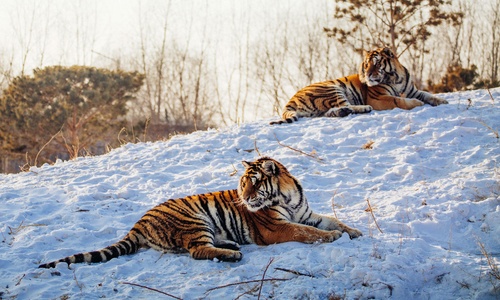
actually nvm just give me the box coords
[0,0,499,173]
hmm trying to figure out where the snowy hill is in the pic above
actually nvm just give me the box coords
[1,88,499,299]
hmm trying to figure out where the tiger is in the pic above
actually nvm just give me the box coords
[270,47,448,125]
[39,157,362,268]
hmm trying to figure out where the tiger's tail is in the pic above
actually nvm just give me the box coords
[269,111,298,125]
[39,234,142,269]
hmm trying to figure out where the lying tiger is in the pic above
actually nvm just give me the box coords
[270,47,448,125]
[39,157,362,268]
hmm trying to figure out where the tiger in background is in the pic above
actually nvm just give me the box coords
[270,47,448,125]
[39,157,362,268]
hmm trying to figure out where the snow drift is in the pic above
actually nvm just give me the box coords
[1,88,499,299]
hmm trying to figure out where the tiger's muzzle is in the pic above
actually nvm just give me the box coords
[239,176,268,212]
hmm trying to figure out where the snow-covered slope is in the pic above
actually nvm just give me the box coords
[1,89,499,299]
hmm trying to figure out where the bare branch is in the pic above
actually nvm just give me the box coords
[274,133,324,162]
[366,198,383,234]
[257,258,274,299]
[275,267,315,278]
[205,278,289,293]
[34,129,62,167]
[122,281,183,300]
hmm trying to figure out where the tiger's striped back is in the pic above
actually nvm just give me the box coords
[39,157,362,269]
[270,75,372,125]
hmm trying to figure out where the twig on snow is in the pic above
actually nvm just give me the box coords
[254,139,262,156]
[15,274,25,286]
[366,199,383,234]
[330,189,339,219]
[477,238,500,280]
[206,257,292,297]
[258,258,274,299]
[475,120,499,139]
[273,133,323,162]
[205,278,290,293]
[487,88,494,103]
[73,269,84,291]
[229,164,238,176]
[275,267,315,278]
[235,285,260,300]
[121,282,183,300]
[361,140,375,149]
[8,220,46,235]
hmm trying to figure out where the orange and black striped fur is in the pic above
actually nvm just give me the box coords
[39,157,362,268]
[270,47,448,124]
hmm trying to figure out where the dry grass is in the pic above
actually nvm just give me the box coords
[365,199,383,234]
[274,133,324,162]
[362,140,375,149]
[477,239,500,282]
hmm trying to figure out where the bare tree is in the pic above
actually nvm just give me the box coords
[251,2,353,119]
[488,0,500,85]
[422,0,500,92]
[71,0,98,65]
[131,1,171,126]
[324,0,463,86]
[290,3,342,89]
[252,12,293,116]
[326,0,462,54]
[128,1,220,137]
[0,51,14,90]
[9,1,52,76]
[223,1,252,124]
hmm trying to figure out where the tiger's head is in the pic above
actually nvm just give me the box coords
[359,47,403,87]
[238,157,300,212]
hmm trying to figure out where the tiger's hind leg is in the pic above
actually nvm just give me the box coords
[325,105,372,117]
[189,244,243,262]
[183,227,242,261]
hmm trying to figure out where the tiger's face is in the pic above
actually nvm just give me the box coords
[238,158,281,212]
[359,47,399,87]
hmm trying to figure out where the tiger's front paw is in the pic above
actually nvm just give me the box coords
[432,98,448,106]
[218,251,243,262]
[326,230,343,242]
[409,99,425,108]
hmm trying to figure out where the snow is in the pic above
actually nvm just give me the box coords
[1,88,499,299]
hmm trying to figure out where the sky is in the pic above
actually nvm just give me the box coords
[0,0,327,75]
[0,0,496,79]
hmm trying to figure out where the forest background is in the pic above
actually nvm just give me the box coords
[0,0,499,173]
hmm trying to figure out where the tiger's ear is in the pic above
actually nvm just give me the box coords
[383,47,394,58]
[261,160,279,176]
[242,161,252,168]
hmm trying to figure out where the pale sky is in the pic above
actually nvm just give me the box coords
[0,0,326,75]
